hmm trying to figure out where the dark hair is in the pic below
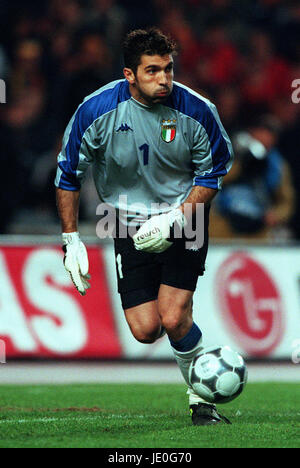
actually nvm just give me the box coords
[123,27,177,74]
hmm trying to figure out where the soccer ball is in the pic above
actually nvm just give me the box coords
[188,345,248,404]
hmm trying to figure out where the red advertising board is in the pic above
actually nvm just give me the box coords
[0,246,122,358]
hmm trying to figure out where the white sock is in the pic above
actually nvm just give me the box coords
[186,387,212,406]
[172,337,212,406]
[172,337,203,386]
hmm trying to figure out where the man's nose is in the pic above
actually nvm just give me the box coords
[158,71,168,85]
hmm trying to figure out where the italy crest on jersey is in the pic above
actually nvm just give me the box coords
[161,119,176,143]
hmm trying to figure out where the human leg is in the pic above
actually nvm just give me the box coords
[113,230,228,424]
[157,284,203,386]
[124,300,162,344]
[157,284,230,425]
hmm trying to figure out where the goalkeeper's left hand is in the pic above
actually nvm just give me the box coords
[133,208,186,253]
[62,232,91,296]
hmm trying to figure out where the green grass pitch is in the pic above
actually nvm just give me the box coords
[0,382,299,448]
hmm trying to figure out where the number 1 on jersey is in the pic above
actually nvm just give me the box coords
[139,143,149,165]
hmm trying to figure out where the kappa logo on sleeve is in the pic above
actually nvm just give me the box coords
[161,119,176,143]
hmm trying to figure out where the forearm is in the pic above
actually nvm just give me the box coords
[179,186,217,215]
[56,188,80,233]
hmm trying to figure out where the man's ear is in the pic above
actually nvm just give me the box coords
[123,67,136,85]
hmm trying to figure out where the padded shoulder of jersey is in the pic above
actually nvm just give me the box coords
[164,82,216,125]
[75,79,131,132]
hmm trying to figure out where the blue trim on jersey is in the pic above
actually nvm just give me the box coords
[164,84,231,190]
[193,176,219,189]
[58,80,131,190]
[57,172,81,190]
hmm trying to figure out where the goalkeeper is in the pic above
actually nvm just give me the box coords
[55,28,234,426]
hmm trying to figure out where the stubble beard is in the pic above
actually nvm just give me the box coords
[134,82,172,106]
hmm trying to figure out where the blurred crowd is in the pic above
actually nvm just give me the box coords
[0,0,299,240]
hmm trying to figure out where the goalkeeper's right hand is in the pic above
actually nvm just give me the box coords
[62,232,91,296]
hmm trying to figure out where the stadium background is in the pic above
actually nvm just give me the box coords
[0,0,300,380]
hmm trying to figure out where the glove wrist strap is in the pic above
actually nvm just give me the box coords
[169,208,186,229]
[62,232,80,245]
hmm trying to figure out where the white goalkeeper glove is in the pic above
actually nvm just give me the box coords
[133,209,187,253]
[62,232,91,296]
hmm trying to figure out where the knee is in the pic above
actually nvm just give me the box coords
[133,332,157,344]
[161,314,184,335]
[160,303,193,336]
[131,326,161,344]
